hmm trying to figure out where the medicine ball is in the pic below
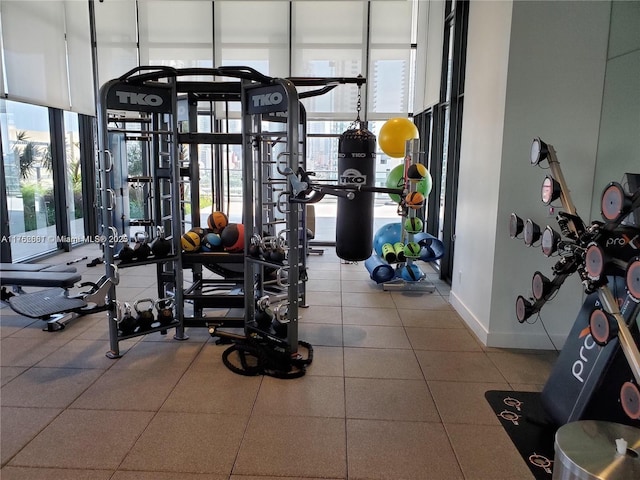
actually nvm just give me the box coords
[189,227,207,240]
[404,217,423,234]
[201,232,222,252]
[401,263,424,282]
[385,164,431,204]
[403,241,421,258]
[407,163,428,180]
[405,192,425,209]
[207,211,229,234]
[221,223,244,252]
[181,231,201,252]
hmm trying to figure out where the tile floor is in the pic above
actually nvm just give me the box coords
[1,244,558,479]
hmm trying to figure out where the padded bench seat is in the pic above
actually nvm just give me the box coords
[0,263,77,273]
[0,263,81,289]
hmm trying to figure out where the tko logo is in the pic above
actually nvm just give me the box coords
[339,168,366,185]
[115,92,163,106]
[252,92,283,107]
[572,327,598,383]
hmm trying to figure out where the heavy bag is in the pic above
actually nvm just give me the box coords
[336,127,376,261]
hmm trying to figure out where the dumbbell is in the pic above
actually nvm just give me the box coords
[134,298,155,332]
[119,302,137,335]
[155,298,175,327]
[133,231,151,260]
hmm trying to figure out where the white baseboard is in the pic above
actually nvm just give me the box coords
[449,290,565,350]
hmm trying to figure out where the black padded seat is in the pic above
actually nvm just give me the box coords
[0,270,81,289]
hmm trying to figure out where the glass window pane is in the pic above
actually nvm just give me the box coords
[368,49,412,117]
[63,111,84,242]
[1,100,57,261]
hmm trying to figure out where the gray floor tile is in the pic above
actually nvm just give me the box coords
[120,412,247,474]
[347,419,464,480]
[342,306,401,326]
[344,347,423,379]
[446,424,535,479]
[346,377,440,422]
[342,291,394,309]
[1,336,68,367]
[253,375,345,418]
[233,415,346,478]
[35,339,115,369]
[298,322,343,346]
[1,407,61,465]
[0,466,114,480]
[70,366,185,411]
[416,350,507,383]
[0,366,27,386]
[303,345,344,377]
[1,367,104,408]
[161,364,261,415]
[299,305,342,324]
[429,380,511,425]
[486,350,558,386]
[343,324,411,349]
[112,472,225,480]
[398,307,465,328]
[405,326,483,351]
[9,409,154,470]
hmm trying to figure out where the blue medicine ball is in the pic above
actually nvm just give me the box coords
[400,263,424,282]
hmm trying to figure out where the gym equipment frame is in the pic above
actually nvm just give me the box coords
[97,66,366,369]
[511,137,640,426]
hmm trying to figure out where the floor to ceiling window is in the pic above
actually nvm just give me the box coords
[417,0,468,283]
[63,111,85,241]
[0,101,57,261]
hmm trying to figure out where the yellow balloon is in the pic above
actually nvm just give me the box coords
[378,117,419,158]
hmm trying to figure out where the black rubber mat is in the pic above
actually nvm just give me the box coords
[9,288,86,318]
[485,390,557,480]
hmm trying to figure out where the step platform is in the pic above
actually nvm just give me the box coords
[9,288,87,319]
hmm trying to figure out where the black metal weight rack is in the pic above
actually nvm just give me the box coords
[97,66,365,368]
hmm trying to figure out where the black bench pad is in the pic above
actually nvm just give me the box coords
[0,263,76,273]
[0,270,81,289]
[9,288,87,318]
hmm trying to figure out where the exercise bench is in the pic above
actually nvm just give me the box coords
[0,262,117,331]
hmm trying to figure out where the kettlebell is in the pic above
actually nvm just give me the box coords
[134,298,155,332]
[151,226,172,258]
[155,297,175,326]
[119,302,137,335]
[133,231,151,260]
[118,241,135,263]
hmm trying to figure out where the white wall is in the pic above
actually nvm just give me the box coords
[448,0,513,344]
[451,1,612,348]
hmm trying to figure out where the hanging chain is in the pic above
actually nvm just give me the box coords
[350,83,363,130]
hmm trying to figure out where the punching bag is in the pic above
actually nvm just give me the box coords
[336,126,377,261]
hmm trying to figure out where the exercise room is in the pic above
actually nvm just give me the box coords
[1,1,639,479]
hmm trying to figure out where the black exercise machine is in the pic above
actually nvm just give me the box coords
[1,262,117,331]
[511,137,640,427]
